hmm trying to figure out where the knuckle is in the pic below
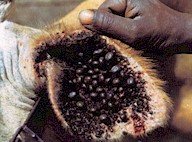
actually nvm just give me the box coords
[117,0,126,4]
[93,11,114,32]
[122,21,144,44]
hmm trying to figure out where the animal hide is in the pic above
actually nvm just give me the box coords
[0,21,43,141]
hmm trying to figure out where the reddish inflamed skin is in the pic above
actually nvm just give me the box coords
[31,30,172,142]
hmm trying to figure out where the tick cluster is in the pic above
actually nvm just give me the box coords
[39,31,151,141]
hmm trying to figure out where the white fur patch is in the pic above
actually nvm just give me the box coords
[0,21,41,142]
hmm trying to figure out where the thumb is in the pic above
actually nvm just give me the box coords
[79,9,138,44]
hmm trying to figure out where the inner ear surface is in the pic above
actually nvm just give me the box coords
[38,31,151,141]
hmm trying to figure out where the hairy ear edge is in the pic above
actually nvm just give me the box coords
[31,29,172,141]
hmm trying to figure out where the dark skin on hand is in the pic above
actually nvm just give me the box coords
[160,0,192,14]
[79,0,192,54]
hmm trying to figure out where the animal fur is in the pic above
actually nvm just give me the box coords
[0,0,14,22]
[0,21,43,141]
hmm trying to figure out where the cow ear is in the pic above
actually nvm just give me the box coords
[32,29,171,141]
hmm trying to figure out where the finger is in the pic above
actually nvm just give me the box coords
[79,9,94,26]
[98,0,127,15]
[98,0,138,18]
[79,10,138,44]
[125,6,139,19]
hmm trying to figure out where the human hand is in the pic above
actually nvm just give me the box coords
[79,0,192,54]
[160,0,192,14]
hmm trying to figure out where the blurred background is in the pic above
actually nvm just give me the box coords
[7,0,192,142]
[8,0,82,28]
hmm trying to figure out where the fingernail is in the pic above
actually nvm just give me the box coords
[79,10,94,25]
